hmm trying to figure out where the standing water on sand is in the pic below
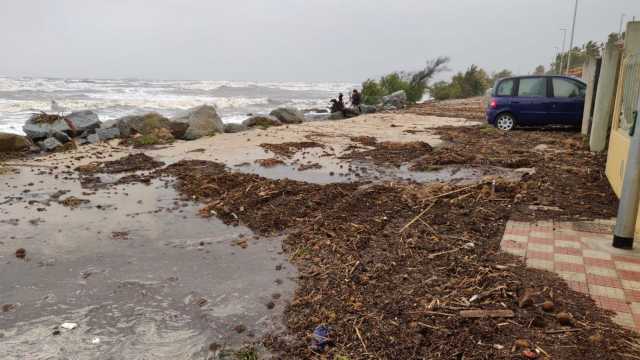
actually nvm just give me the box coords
[0,78,356,134]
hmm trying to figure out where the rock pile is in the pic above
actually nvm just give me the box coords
[17,105,230,152]
[9,102,381,154]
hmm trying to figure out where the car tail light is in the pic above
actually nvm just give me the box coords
[490,99,497,109]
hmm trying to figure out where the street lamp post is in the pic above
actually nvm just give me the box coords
[560,28,568,74]
[566,0,579,75]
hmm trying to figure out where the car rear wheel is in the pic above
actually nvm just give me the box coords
[495,113,515,131]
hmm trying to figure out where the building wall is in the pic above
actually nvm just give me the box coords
[606,21,640,239]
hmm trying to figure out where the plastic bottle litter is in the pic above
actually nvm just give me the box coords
[310,325,331,352]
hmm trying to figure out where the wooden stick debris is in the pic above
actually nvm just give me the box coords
[544,328,583,334]
[399,182,489,233]
[354,324,369,354]
[400,201,436,233]
[459,309,515,318]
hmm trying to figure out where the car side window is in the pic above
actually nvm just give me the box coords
[518,78,547,97]
[553,78,584,98]
[496,79,514,96]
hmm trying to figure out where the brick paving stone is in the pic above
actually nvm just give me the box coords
[585,266,619,278]
[526,250,554,261]
[586,274,622,288]
[583,257,616,268]
[555,240,582,249]
[592,296,631,313]
[582,249,613,260]
[554,254,584,265]
[625,289,640,303]
[622,279,640,291]
[500,219,640,332]
[612,312,636,329]
[614,256,640,265]
[502,234,528,243]
[530,231,553,239]
[630,302,640,314]
[618,270,640,282]
[529,237,555,245]
[555,262,586,273]
[557,271,587,283]
[555,247,582,256]
[616,261,640,272]
[566,280,589,294]
[527,243,554,253]
[526,258,554,271]
[588,284,625,300]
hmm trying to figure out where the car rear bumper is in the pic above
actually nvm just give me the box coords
[486,109,498,125]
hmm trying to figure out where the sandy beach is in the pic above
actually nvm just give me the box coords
[0,108,637,359]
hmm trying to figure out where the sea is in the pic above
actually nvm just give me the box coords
[0,77,357,135]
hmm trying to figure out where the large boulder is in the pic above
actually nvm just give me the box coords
[23,114,71,140]
[38,137,63,152]
[127,113,172,136]
[0,133,31,152]
[242,115,282,128]
[269,108,305,124]
[170,105,224,140]
[101,116,134,138]
[23,111,101,140]
[65,111,101,133]
[95,127,121,141]
[51,131,71,144]
[382,90,407,109]
[224,123,248,133]
[359,104,377,114]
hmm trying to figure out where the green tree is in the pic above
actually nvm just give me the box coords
[361,56,450,104]
[534,65,546,75]
[490,69,513,84]
[429,65,491,100]
[361,79,385,105]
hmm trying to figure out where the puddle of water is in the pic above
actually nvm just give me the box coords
[0,170,296,359]
[233,161,522,185]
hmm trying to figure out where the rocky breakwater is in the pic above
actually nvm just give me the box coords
[17,105,228,152]
[11,102,383,155]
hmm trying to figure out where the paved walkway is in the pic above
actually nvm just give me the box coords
[500,219,640,331]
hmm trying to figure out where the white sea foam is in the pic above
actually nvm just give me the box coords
[0,77,357,135]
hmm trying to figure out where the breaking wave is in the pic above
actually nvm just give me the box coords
[0,77,357,134]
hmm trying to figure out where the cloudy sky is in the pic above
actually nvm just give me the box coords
[1,0,638,82]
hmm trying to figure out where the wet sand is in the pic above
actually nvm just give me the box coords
[0,113,495,358]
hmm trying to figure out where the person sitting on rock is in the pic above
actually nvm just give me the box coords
[351,89,362,114]
[330,99,344,113]
[338,93,345,110]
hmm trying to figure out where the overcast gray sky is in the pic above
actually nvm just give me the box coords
[1,0,639,82]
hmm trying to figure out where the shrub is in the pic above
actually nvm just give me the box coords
[429,65,491,101]
[362,79,386,105]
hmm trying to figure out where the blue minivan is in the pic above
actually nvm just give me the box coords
[486,75,587,131]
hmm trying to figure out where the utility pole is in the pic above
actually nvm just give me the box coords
[560,28,568,74]
[566,0,579,75]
